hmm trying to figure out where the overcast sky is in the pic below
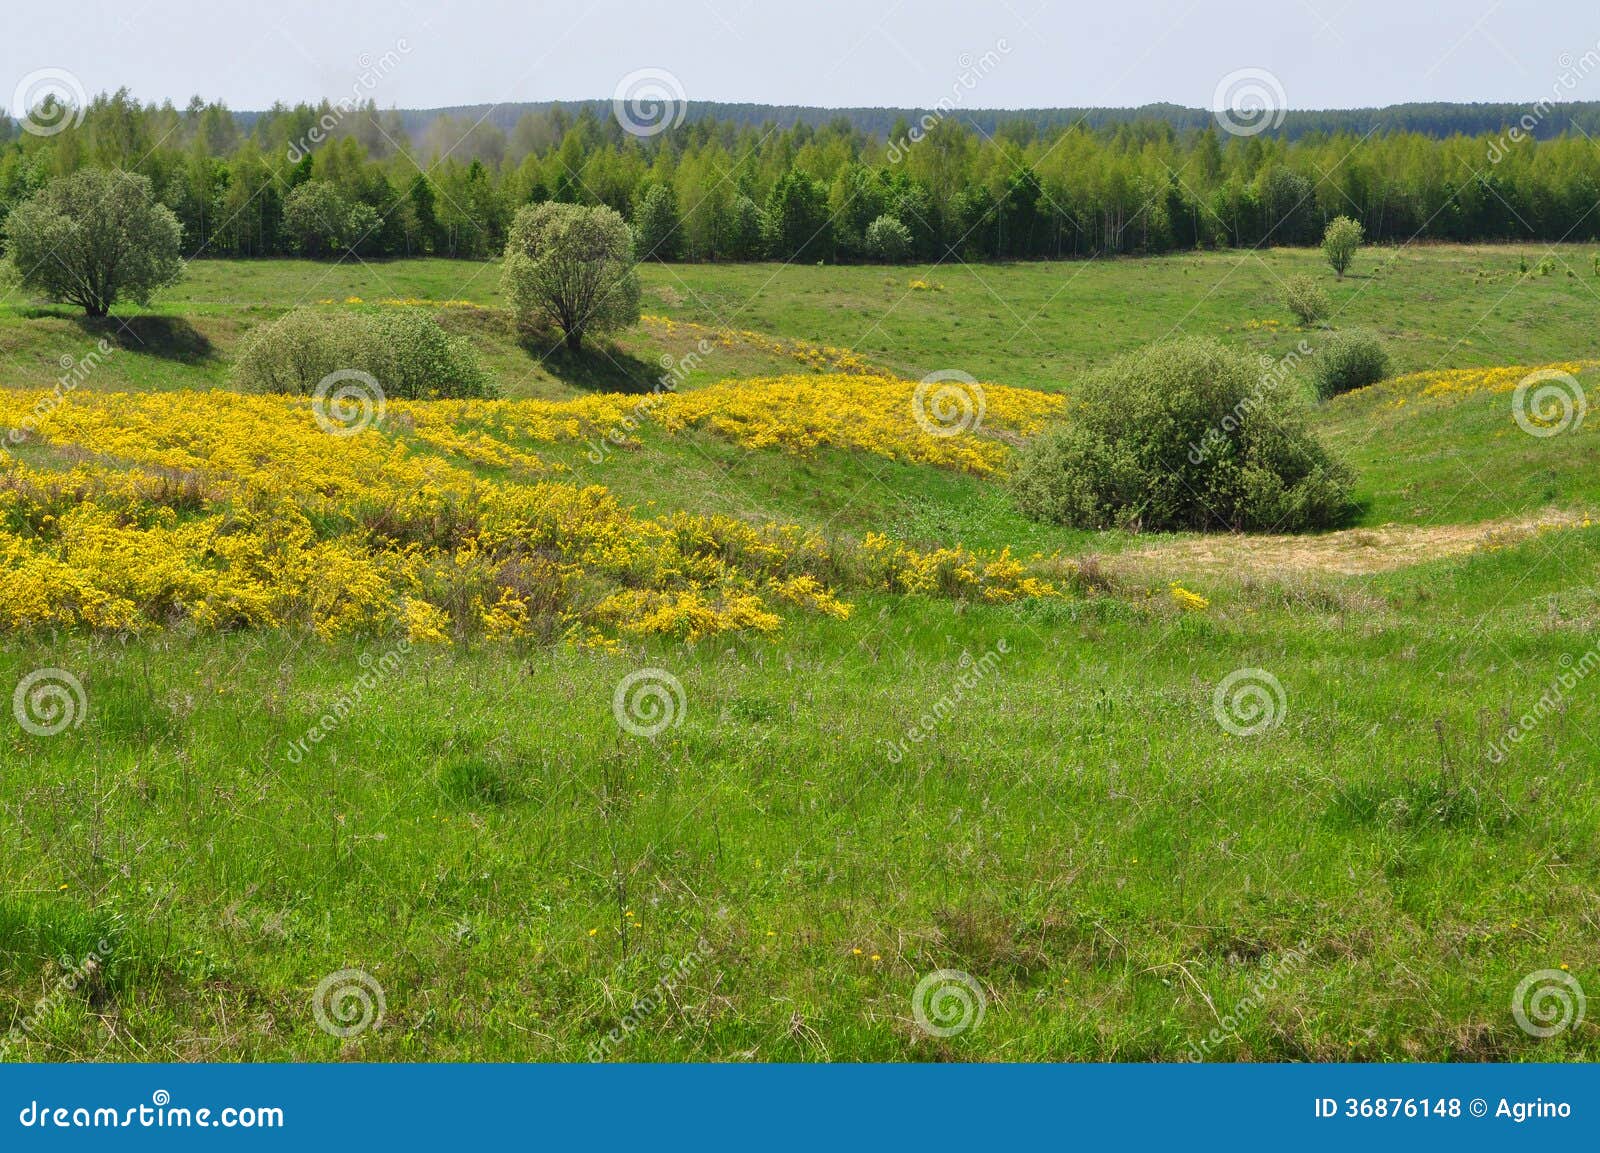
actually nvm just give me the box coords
[6,0,1600,113]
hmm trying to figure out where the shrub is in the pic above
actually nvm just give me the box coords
[1281,274,1330,325]
[234,307,495,400]
[864,215,914,262]
[1321,215,1363,278]
[1009,337,1352,533]
[1309,330,1390,399]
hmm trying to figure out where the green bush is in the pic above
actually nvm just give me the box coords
[1009,337,1353,532]
[1281,274,1330,325]
[864,215,914,262]
[1310,330,1390,399]
[234,307,496,400]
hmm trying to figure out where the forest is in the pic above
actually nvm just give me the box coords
[4,89,1600,265]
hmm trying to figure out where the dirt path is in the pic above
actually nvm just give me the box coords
[1108,509,1589,579]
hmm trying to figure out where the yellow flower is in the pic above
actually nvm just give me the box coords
[1169,583,1209,612]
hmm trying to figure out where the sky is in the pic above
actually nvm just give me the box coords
[6,0,1600,114]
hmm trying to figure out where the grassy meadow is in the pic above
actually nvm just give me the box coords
[1,245,1598,1062]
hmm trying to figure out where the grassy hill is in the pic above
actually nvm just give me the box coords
[0,247,1596,1062]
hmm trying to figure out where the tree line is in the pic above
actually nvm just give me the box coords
[3,90,1598,266]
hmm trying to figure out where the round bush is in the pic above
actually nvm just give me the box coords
[864,215,913,262]
[1281,274,1330,326]
[1009,337,1353,533]
[1310,330,1390,399]
[234,307,495,400]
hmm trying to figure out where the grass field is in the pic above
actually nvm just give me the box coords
[2,246,1598,1062]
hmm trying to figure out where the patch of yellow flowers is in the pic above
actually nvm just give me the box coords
[1369,359,1600,406]
[0,386,1067,643]
[642,315,875,375]
[655,374,1064,476]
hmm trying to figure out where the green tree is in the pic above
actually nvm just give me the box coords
[1322,215,1363,278]
[763,170,831,261]
[281,180,351,258]
[725,195,766,260]
[632,184,682,261]
[3,168,183,317]
[501,202,640,352]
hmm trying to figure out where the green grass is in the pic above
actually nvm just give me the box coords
[2,533,1595,1061]
[1,249,1598,1062]
[8,243,1600,395]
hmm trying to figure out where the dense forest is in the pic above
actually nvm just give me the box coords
[4,91,1600,264]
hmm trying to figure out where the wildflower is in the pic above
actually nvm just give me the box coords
[1169,583,1209,612]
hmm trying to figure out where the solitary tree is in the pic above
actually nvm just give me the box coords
[1321,215,1363,279]
[501,202,640,352]
[3,168,183,317]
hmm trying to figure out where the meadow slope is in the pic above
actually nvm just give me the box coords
[0,250,1597,1063]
